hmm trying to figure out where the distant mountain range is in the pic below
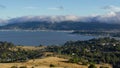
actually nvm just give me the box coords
[0,12,120,30]
[1,21,120,31]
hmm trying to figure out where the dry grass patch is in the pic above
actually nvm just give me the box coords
[0,57,112,68]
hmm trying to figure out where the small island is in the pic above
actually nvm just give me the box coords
[71,30,120,37]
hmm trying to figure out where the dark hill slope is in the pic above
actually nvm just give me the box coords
[0,21,120,30]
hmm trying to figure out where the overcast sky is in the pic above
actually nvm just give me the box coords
[0,0,120,19]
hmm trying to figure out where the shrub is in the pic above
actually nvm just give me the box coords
[49,64,55,67]
[100,66,109,68]
[69,57,80,63]
[19,66,27,68]
[11,66,18,68]
[82,62,88,65]
[88,64,97,68]
[31,67,34,68]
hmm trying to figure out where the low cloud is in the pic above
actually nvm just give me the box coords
[3,12,120,25]
[0,19,8,26]
[102,5,120,12]
[1,5,120,25]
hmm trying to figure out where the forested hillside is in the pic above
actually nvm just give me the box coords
[46,37,120,68]
[1,21,120,30]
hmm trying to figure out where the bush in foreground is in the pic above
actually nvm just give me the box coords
[11,66,18,68]
[50,64,55,67]
[19,66,27,68]
[88,64,97,68]
[100,66,109,68]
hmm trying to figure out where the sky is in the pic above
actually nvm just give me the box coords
[0,0,120,19]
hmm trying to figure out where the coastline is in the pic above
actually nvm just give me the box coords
[0,29,74,32]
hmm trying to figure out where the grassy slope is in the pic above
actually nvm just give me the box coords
[0,57,112,68]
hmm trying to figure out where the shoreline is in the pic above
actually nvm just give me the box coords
[0,29,74,32]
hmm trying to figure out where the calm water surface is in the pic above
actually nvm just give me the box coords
[0,31,97,46]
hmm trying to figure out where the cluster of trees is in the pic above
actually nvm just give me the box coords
[0,42,43,63]
[46,37,120,68]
